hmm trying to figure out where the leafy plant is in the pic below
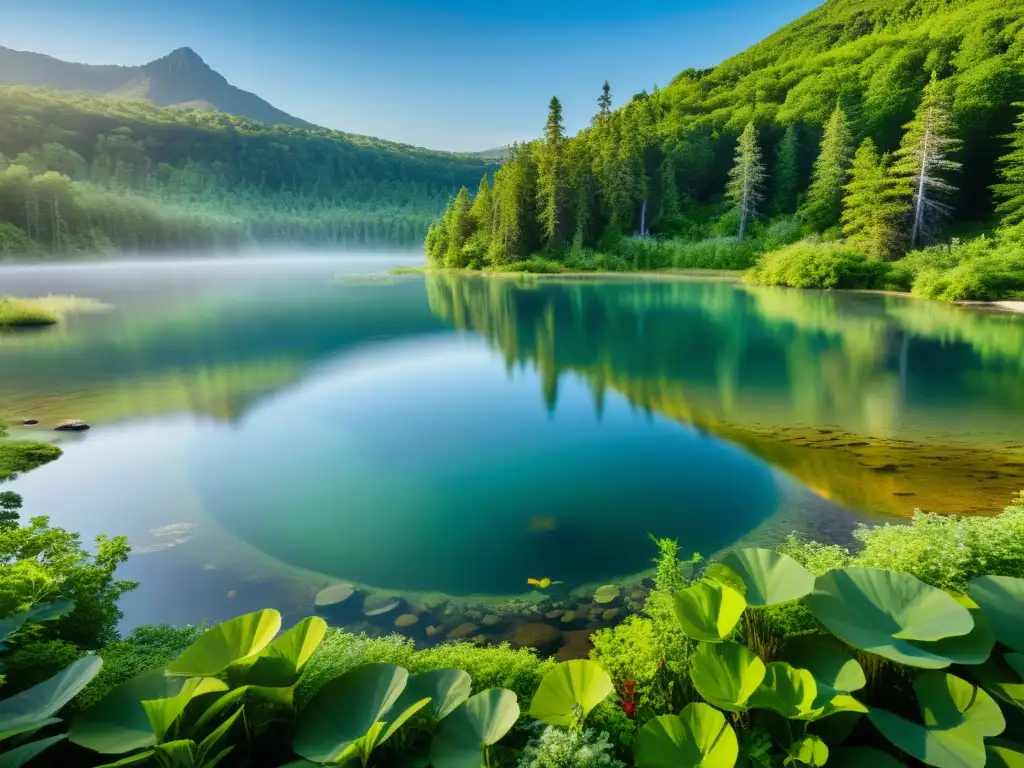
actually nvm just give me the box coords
[292,663,429,767]
[431,688,520,768]
[634,702,738,768]
[529,660,614,730]
[517,726,626,768]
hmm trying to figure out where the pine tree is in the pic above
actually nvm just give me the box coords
[470,173,494,243]
[772,124,801,214]
[842,139,909,260]
[893,73,962,248]
[490,149,539,264]
[445,186,474,267]
[991,102,1024,228]
[537,97,569,248]
[801,106,854,231]
[596,81,612,123]
[726,122,766,241]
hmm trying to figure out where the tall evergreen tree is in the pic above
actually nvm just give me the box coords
[842,139,909,260]
[597,81,612,123]
[445,186,473,267]
[469,173,494,243]
[537,97,569,247]
[726,122,766,241]
[893,73,962,248]
[991,102,1024,228]
[801,106,854,231]
[772,124,801,214]
[489,149,539,264]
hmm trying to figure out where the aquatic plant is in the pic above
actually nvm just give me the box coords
[529,660,614,729]
[517,726,626,768]
[431,688,520,768]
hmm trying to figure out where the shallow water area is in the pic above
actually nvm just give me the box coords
[2,250,1023,642]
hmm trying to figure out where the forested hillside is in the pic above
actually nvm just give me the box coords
[426,0,1024,300]
[0,88,495,255]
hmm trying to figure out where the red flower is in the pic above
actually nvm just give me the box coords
[621,700,636,719]
[624,680,636,695]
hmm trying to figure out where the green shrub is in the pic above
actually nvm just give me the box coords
[562,249,633,272]
[297,630,553,710]
[590,616,667,719]
[748,239,890,289]
[516,726,626,768]
[0,222,36,256]
[890,234,1024,301]
[761,216,807,251]
[2,639,83,690]
[74,623,203,711]
[0,297,59,327]
[501,257,564,274]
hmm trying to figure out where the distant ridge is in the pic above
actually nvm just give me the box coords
[0,45,315,129]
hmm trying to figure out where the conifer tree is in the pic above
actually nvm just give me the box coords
[537,97,568,248]
[489,148,539,264]
[597,81,612,123]
[842,139,909,260]
[726,122,766,241]
[893,73,962,248]
[801,106,854,231]
[470,173,494,244]
[445,186,473,267]
[772,124,801,214]
[991,102,1024,228]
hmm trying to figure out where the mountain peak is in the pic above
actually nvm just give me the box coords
[158,47,209,70]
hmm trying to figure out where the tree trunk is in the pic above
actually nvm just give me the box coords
[640,198,647,237]
[911,123,930,249]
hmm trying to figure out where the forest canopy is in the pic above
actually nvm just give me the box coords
[0,87,495,255]
[424,0,1024,300]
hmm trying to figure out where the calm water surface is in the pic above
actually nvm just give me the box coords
[2,252,1023,629]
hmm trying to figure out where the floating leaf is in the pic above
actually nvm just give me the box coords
[785,735,828,766]
[0,656,102,737]
[314,583,354,608]
[292,663,408,764]
[430,689,519,768]
[719,548,815,607]
[633,702,738,768]
[394,668,471,722]
[594,585,620,604]
[527,578,562,590]
[968,576,1024,654]
[673,580,745,643]
[166,610,281,677]
[362,595,401,617]
[748,662,818,719]
[691,641,765,712]
[529,660,613,727]
[805,568,974,668]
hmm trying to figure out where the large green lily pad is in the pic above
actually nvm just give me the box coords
[166,609,282,677]
[805,568,974,668]
[430,689,519,768]
[633,703,738,768]
[691,641,765,712]
[394,668,471,722]
[748,662,818,718]
[529,660,613,727]
[673,580,745,643]
[292,663,408,764]
[719,548,814,607]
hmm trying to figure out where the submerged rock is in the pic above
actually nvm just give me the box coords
[22,419,38,426]
[447,622,479,640]
[363,594,402,617]
[505,622,563,654]
[55,421,90,432]
[555,629,594,661]
[394,614,419,629]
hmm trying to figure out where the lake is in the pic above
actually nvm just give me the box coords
[2,252,1023,640]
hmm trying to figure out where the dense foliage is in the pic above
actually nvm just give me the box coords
[425,0,1024,300]
[0,87,495,255]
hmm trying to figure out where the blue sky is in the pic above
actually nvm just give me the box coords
[6,0,819,151]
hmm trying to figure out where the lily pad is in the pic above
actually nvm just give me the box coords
[166,609,282,677]
[529,660,613,727]
[314,583,355,608]
[633,703,738,768]
[363,595,401,617]
[719,548,815,607]
[748,662,818,719]
[691,641,765,712]
[805,568,974,668]
[431,689,519,768]
[394,668,471,722]
[594,585,620,604]
[673,580,745,643]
